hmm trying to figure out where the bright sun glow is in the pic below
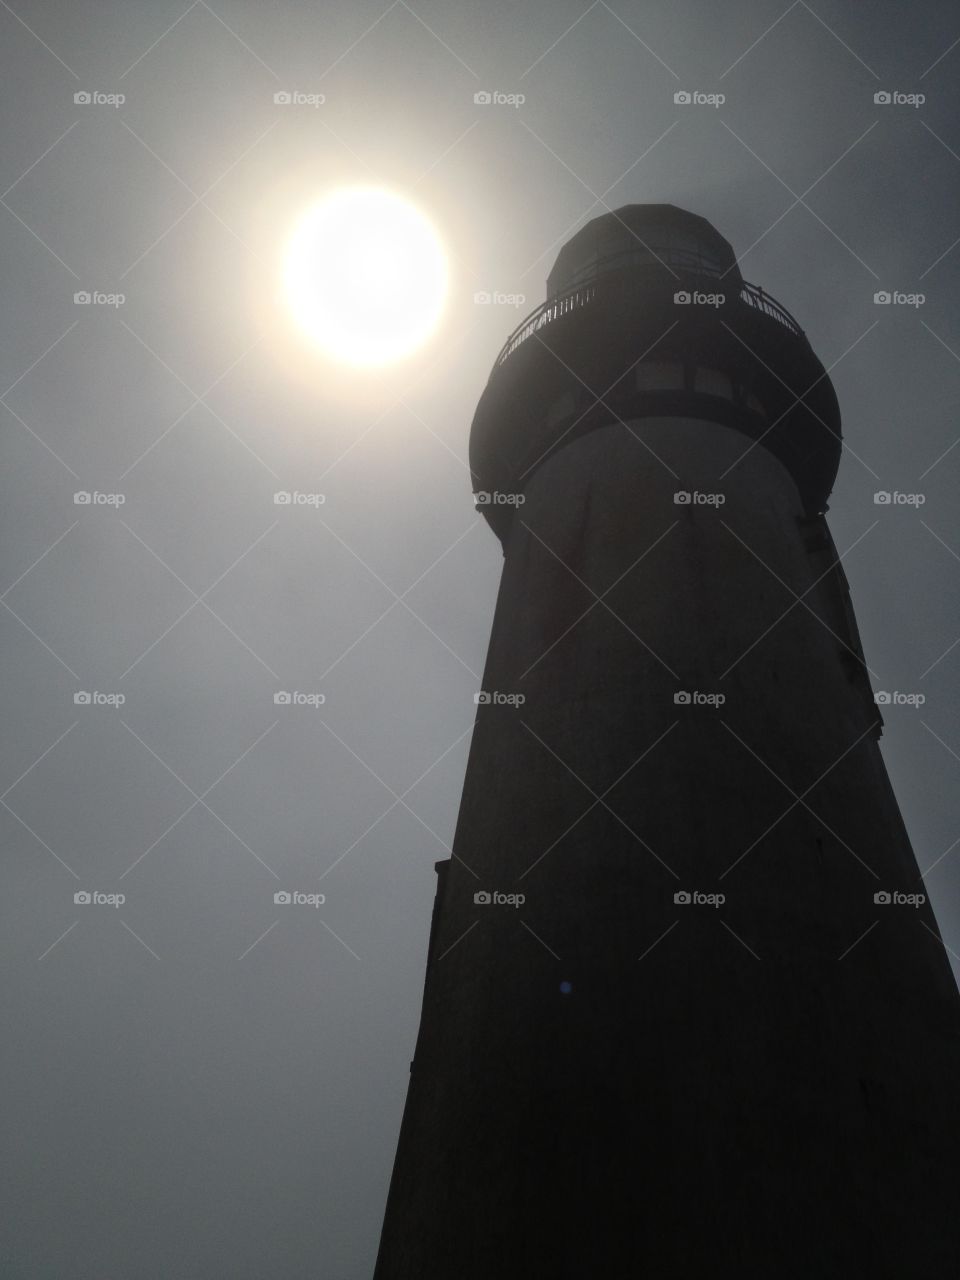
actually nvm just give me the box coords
[283,186,448,368]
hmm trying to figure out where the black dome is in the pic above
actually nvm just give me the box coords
[547,204,741,298]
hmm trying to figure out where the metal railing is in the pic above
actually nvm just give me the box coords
[495,282,600,366]
[493,268,804,369]
[739,282,804,334]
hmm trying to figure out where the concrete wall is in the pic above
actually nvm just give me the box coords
[375,417,960,1279]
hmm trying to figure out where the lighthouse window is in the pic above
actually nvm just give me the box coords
[636,361,683,391]
[694,368,733,400]
[745,392,765,418]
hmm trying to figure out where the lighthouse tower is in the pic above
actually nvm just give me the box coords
[374,206,960,1277]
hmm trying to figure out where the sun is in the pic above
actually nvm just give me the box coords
[282,186,449,368]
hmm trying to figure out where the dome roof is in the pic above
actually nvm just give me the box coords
[546,204,741,298]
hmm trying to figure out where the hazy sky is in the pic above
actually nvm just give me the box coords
[2,2,958,1276]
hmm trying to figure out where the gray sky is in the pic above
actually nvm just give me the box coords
[1,2,958,1276]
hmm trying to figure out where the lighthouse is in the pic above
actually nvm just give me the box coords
[374,205,960,1277]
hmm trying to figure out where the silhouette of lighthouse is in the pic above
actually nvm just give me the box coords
[374,206,960,1277]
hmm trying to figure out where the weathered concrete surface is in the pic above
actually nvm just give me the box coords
[374,418,960,1279]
